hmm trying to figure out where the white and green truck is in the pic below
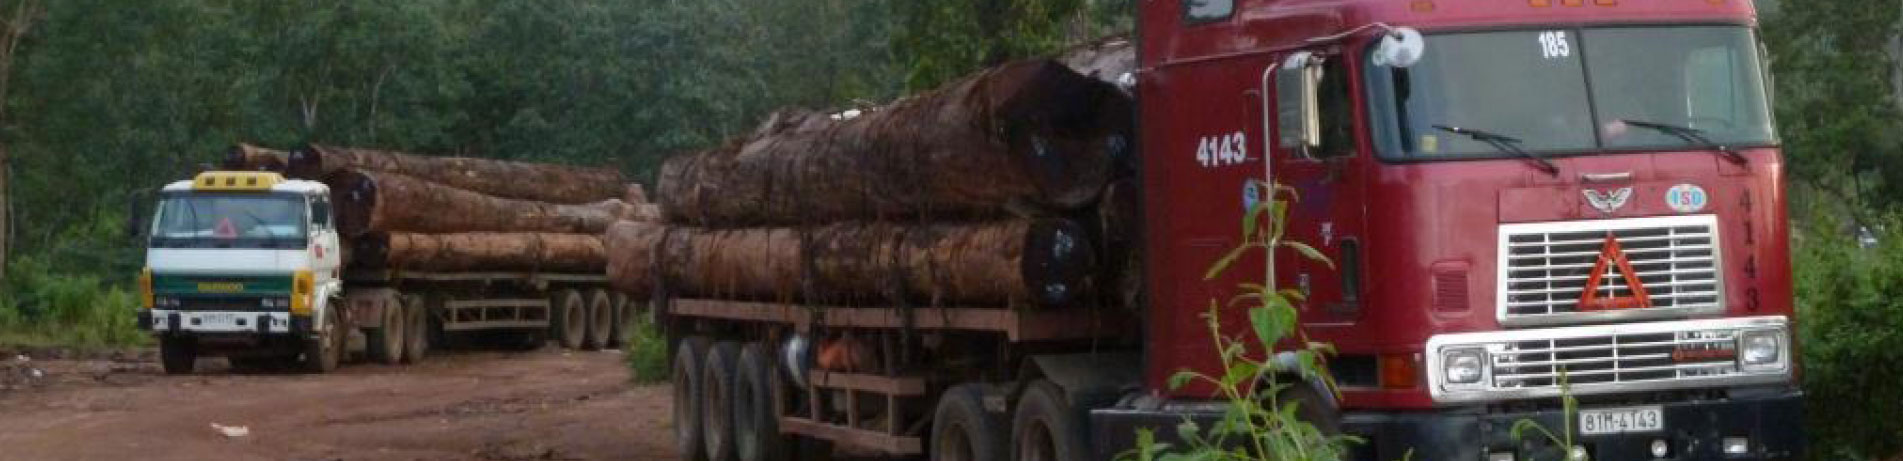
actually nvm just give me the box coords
[136,171,628,374]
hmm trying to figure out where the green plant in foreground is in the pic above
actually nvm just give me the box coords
[1122,183,1358,461]
[1508,372,1587,461]
[623,310,671,384]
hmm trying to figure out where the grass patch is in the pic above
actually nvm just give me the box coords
[623,313,670,384]
[0,257,148,350]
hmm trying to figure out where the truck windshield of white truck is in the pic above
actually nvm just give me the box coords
[150,192,308,249]
[1366,25,1776,159]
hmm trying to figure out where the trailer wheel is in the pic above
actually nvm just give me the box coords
[584,289,613,351]
[675,336,713,461]
[159,336,197,375]
[607,293,632,348]
[704,341,742,461]
[932,384,1006,461]
[734,343,784,461]
[401,294,429,364]
[367,298,406,365]
[1012,380,1090,461]
[552,289,586,350]
[302,306,344,373]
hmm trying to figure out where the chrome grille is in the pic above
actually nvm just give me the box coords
[1498,215,1722,326]
[1491,330,1739,389]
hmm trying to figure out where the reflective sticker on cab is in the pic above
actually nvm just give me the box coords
[1665,184,1708,213]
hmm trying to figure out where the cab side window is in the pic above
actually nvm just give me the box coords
[311,196,332,230]
[1314,57,1355,157]
[1184,0,1233,23]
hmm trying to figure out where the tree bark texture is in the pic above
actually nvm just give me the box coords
[331,170,630,236]
[657,59,1132,226]
[290,144,625,204]
[353,232,605,273]
[604,218,1093,308]
[222,143,289,172]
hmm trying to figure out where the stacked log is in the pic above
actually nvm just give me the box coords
[330,170,632,237]
[657,59,1131,226]
[353,232,606,272]
[288,144,625,204]
[223,143,290,172]
[604,219,1093,308]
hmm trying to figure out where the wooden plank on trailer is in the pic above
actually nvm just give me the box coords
[809,371,927,396]
[780,417,921,455]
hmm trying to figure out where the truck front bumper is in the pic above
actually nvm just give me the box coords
[1091,390,1803,461]
[141,309,299,335]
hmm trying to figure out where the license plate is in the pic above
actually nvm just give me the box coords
[196,312,240,328]
[1579,406,1663,435]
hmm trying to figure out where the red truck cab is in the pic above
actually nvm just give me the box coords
[1107,0,1802,459]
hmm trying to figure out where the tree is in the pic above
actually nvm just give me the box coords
[0,0,41,281]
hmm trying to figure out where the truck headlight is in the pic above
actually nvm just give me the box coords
[1739,329,1783,369]
[1443,348,1486,385]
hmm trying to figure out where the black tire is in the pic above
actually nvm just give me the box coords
[584,289,613,351]
[302,306,344,373]
[1012,380,1091,461]
[703,341,742,461]
[675,336,713,461]
[552,289,585,350]
[402,294,429,364]
[607,293,631,348]
[734,343,784,461]
[367,300,405,365]
[159,336,197,375]
[932,383,1007,461]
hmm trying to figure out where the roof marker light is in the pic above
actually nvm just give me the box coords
[1529,0,1551,6]
[1410,1,1434,12]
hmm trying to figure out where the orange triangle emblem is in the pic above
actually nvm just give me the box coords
[1577,234,1652,311]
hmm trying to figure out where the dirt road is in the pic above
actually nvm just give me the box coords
[0,347,677,461]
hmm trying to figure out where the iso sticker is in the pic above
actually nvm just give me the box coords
[1665,184,1708,213]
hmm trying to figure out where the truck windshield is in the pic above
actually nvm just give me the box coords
[1365,26,1775,159]
[151,193,308,249]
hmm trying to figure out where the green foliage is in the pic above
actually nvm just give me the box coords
[0,256,145,349]
[623,312,670,384]
[1791,212,1903,460]
[1506,373,1586,461]
[1761,0,1903,211]
[1124,185,1357,461]
[892,0,1132,90]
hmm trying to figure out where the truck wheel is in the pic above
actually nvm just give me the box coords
[302,307,344,373]
[932,384,1005,461]
[367,299,405,365]
[675,336,713,461]
[552,289,585,350]
[159,336,197,375]
[703,341,742,461]
[1012,380,1090,461]
[584,289,613,351]
[734,343,786,461]
[402,294,429,364]
[607,293,632,348]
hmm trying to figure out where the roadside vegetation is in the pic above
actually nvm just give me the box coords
[623,313,671,384]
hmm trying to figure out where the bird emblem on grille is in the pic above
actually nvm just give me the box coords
[1583,187,1633,214]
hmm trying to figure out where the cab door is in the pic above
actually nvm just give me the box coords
[308,193,343,287]
[1267,50,1369,327]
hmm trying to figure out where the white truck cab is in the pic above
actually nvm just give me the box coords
[137,171,346,373]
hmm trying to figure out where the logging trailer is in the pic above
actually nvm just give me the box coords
[133,171,632,374]
[660,0,1803,460]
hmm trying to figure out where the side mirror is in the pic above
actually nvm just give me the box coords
[1276,51,1324,151]
[1372,27,1425,68]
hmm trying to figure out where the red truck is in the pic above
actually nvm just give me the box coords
[662,0,1802,460]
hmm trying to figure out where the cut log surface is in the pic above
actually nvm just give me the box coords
[658,59,1132,226]
[289,144,625,204]
[331,170,625,236]
[222,144,289,172]
[354,232,605,273]
[605,219,1093,308]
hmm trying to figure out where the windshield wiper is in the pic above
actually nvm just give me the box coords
[1618,120,1747,165]
[1432,125,1558,176]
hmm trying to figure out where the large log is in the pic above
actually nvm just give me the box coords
[605,219,1094,308]
[222,143,289,172]
[289,144,625,204]
[331,170,626,236]
[353,232,605,272]
[658,59,1132,226]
